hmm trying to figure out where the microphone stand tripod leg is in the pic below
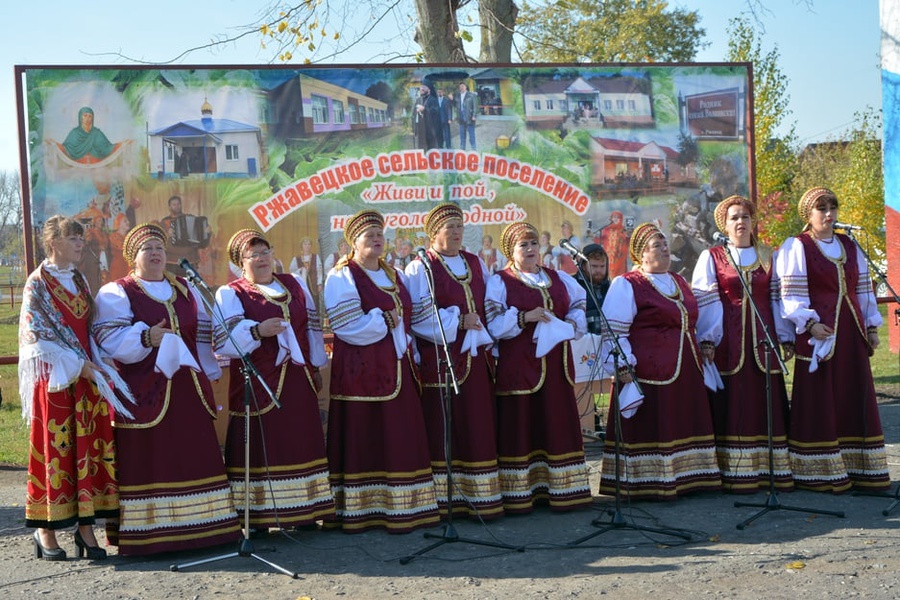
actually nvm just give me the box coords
[733,343,844,529]
[171,367,299,578]
[569,359,692,546]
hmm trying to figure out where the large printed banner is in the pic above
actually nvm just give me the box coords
[18,63,752,302]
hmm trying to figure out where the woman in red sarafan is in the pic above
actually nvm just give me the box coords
[20,215,135,561]
[93,223,239,556]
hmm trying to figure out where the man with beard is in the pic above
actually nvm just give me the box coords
[412,84,442,150]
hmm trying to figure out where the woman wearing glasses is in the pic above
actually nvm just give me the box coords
[214,230,335,532]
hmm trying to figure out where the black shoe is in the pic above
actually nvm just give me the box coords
[33,530,67,561]
[74,529,107,560]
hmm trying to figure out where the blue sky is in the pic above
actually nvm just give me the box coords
[1,0,881,173]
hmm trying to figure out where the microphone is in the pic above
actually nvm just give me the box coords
[833,221,863,231]
[179,258,211,290]
[415,247,431,270]
[559,239,588,262]
[711,231,730,245]
[585,219,593,236]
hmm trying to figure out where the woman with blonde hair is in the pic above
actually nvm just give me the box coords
[20,215,133,560]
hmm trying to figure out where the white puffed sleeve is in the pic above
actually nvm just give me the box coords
[852,244,883,328]
[214,284,262,358]
[93,281,153,364]
[774,237,820,333]
[484,272,522,341]
[189,283,222,380]
[405,258,460,344]
[557,269,587,340]
[767,250,795,343]
[295,274,328,368]
[599,275,638,372]
[324,266,390,346]
[691,249,723,345]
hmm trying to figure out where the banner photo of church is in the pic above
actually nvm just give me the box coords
[16,63,752,297]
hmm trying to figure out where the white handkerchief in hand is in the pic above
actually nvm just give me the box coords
[154,332,201,379]
[533,314,575,358]
[275,325,306,366]
[702,361,725,391]
[808,334,835,373]
[460,324,492,356]
[617,382,644,419]
[391,321,408,359]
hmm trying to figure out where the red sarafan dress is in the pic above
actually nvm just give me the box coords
[598,270,722,500]
[776,233,890,493]
[692,245,793,494]
[215,273,335,529]
[485,266,593,513]
[93,274,240,555]
[324,260,439,533]
[20,262,118,530]
[405,250,504,520]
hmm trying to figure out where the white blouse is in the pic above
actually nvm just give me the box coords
[691,246,793,346]
[94,277,221,379]
[774,235,882,333]
[484,267,587,341]
[324,263,412,358]
[214,273,327,368]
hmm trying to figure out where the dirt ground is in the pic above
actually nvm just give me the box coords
[1,391,899,600]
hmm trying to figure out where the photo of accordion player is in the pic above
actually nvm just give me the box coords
[171,214,212,248]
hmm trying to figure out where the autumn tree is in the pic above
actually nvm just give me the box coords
[0,170,23,268]
[256,0,517,64]
[516,0,707,63]
[725,16,800,247]
[792,109,885,260]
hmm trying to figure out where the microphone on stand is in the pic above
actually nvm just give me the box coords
[711,231,731,246]
[178,258,212,291]
[559,239,589,262]
[415,247,431,270]
[833,221,863,231]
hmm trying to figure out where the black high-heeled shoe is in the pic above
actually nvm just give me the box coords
[74,529,107,560]
[33,530,67,561]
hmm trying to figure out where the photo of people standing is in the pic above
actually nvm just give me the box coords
[457,82,477,150]
[412,83,442,151]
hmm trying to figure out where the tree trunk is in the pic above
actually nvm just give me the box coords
[413,0,467,63]
[478,0,518,63]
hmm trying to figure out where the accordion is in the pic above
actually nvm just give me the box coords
[171,215,210,247]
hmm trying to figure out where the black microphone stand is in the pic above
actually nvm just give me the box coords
[840,228,900,515]
[569,258,692,545]
[171,263,297,578]
[401,253,521,564]
[720,244,844,528]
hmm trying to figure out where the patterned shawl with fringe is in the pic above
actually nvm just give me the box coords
[18,264,136,421]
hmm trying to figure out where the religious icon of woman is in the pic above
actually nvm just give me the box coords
[60,107,120,164]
